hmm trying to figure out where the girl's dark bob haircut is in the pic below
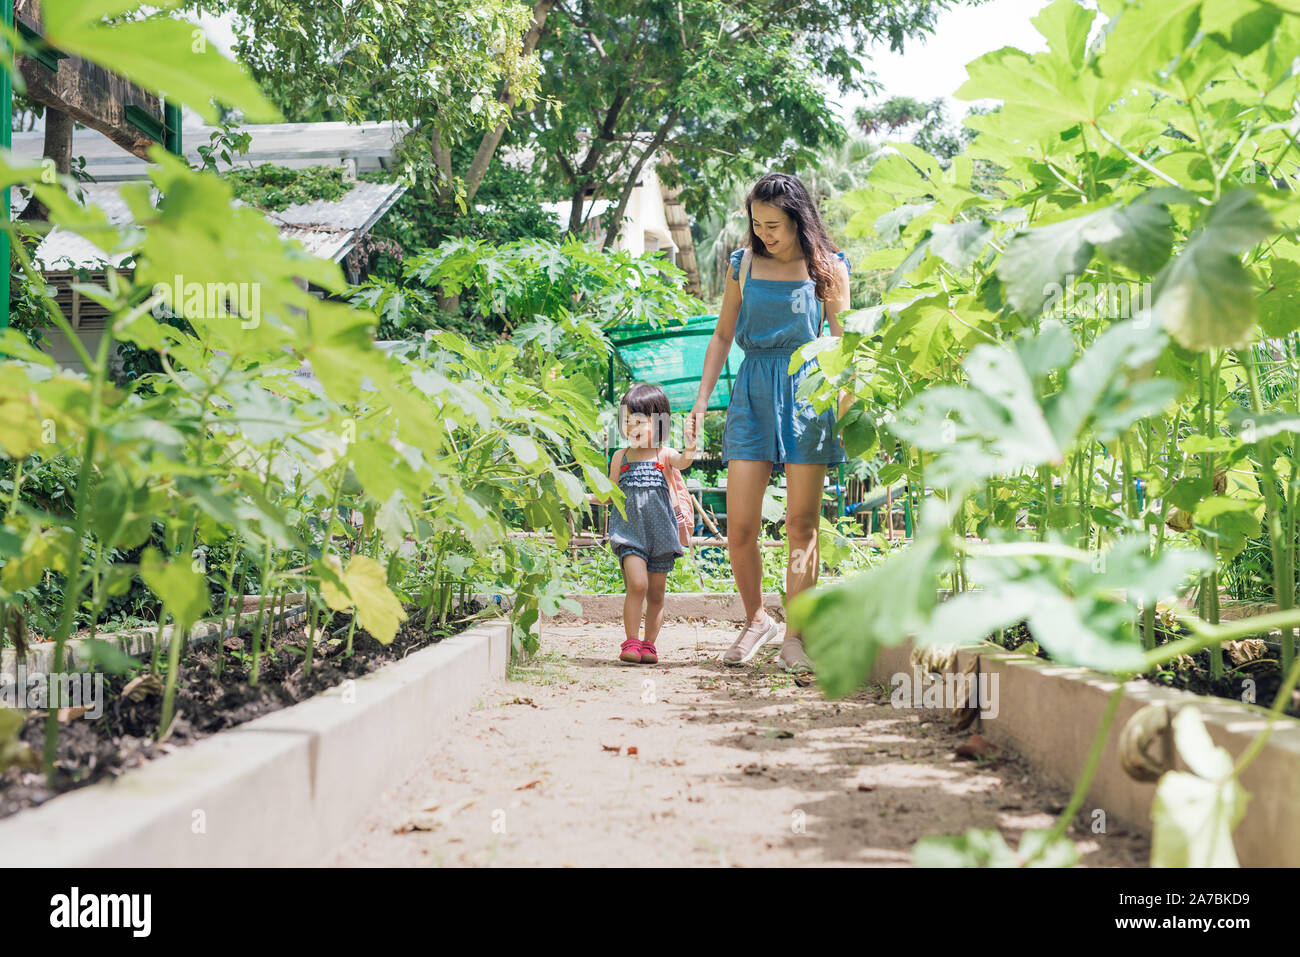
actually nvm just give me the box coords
[619,382,673,445]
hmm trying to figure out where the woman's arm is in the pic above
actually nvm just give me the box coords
[824,257,853,418]
[823,256,852,336]
[686,256,742,445]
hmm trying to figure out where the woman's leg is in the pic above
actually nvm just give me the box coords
[723,458,780,665]
[726,458,774,621]
[780,463,828,671]
[621,554,649,643]
[644,571,668,645]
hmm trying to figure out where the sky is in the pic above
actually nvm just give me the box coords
[836,0,1056,128]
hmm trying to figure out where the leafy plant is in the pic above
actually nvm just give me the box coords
[789,0,1300,866]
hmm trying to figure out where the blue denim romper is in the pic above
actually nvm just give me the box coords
[720,247,851,473]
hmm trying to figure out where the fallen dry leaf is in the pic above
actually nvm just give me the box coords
[601,744,620,753]
[626,746,638,757]
[57,705,88,723]
[514,779,543,790]
[1224,638,1268,667]
[121,673,164,702]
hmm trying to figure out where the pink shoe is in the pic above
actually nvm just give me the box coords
[639,641,658,664]
[619,638,643,664]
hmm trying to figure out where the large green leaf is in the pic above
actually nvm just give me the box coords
[997,201,1175,318]
[140,547,209,627]
[1150,707,1248,867]
[929,219,992,272]
[1152,191,1274,350]
[320,555,408,644]
[794,512,953,699]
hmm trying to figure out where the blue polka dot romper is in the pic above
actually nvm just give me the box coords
[608,457,685,574]
[721,248,851,474]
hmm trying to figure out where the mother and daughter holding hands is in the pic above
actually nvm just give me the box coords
[588,172,852,675]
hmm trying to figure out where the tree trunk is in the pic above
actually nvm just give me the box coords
[20,107,74,222]
[464,0,556,205]
[566,90,628,235]
[600,104,682,250]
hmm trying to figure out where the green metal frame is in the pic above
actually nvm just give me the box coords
[605,322,739,412]
[15,20,65,73]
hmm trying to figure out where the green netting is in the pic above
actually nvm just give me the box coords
[606,315,744,411]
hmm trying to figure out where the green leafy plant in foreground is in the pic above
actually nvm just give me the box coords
[0,0,634,783]
[790,0,1300,866]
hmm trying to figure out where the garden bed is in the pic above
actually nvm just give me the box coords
[870,637,1300,867]
[0,615,510,867]
[1,598,490,821]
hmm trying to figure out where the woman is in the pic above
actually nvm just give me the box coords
[685,172,852,674]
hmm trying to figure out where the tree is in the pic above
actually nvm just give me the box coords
[193,0,552,213]
[525,0,964,249]
[854,95,978,162]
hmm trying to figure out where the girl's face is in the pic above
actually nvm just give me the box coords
[621,406,655,448]
[751,200,799,257]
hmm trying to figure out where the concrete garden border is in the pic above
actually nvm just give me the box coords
[870,638,1300,868]
[0,620,509,866]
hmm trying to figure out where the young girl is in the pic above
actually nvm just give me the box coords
[589,382,699,664]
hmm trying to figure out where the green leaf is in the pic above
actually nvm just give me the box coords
[795,521,952,698]
[1150,707,1248,868]
[1152,191,1274,351]
[319,554,408,644]
[79,638,142,675]
[928,219,992,272]
[997,201,1175,318]
[1258,258,1300,337]
[140,547,208,627]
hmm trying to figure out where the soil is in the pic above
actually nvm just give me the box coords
[0,601,482,820]
[328,620,1151,867]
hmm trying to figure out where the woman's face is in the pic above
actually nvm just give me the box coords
[621,406,655,448]
[751,200,799,256]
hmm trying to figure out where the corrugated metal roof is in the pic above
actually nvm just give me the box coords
[15,178,406,270]
[9,120,412,182]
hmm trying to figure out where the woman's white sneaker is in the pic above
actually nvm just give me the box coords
[722,613,780,666]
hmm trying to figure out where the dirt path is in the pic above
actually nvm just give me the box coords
[329,620,1150,867]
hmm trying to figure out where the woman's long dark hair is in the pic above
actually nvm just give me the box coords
[744,172,842,304]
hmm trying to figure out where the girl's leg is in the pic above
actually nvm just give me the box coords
[644,570,668,645]
[780,463,828,671]
[621,553,649,643]
[726,458,774,621]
